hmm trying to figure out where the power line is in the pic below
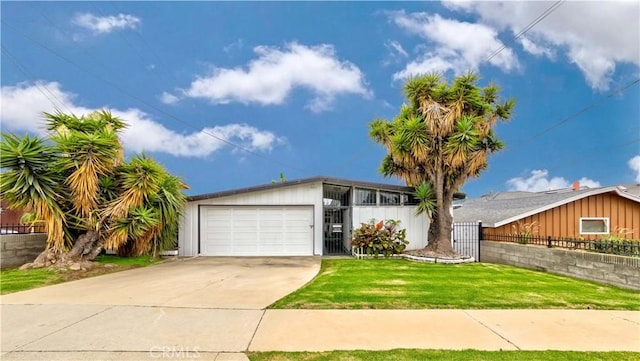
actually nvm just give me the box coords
[485,0,565,63]
[109,1,172,79]
[1,19,311,175]
[1,45,73,115]
[544,137,639,172]
[510,78,640,151]
[479,137,639,193]
[329,1,566,175]
[89,3,167,92]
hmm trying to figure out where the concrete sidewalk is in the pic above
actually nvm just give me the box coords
[251,309,640,352]
[2,306,639,360]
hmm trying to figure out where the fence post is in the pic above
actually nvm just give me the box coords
[477,221,482,262]
[547,236,552,248]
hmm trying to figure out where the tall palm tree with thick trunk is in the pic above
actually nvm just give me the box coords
[0,111,187,268]
[370,72,514,256]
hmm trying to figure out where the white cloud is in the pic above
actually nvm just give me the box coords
[629,155,640,183]
[506,169,601,192]
[160,91,180,105]
[518,37,555,60]
[171,42,371,113]
[223,39,244,54]
[0,81,285,158]
[443,1,640,90]
[0,81,77,134]
[383,40,410,67]
[386,40,409,58]
[388,11,518,80]
[72,13,140,34]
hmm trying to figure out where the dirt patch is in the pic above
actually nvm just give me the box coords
[404,249,465,259]
[57,263,142,282]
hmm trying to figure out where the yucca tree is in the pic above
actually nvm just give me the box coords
[0,134,68,250]
[370,72,514,255]
[51,111,124,225]
[0,111,187,268]
[105,154,187,257]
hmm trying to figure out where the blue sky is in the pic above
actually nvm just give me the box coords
[1,1,639,198]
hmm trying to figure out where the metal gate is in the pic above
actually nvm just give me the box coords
[323,207,351,255]
[452,221,482,261]
[323,184,352,255]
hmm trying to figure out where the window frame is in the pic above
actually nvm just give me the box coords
[354,188,377,206]
[579,217,610,235]
[379,191,401,205]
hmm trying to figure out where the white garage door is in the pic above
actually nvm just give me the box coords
[200,206,314,256]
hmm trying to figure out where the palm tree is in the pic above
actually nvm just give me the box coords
[0,111,187,268]
[0,134,67,250]
[104,154,187,257]
[370,72,514,255]
[51,111,124,225]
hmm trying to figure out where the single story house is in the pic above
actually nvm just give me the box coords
[0,200,25,226]
[178,176,431,257]
[454,183,640,240]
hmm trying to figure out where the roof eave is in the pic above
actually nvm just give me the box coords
[187,175,416,202]
[490,186,640,228]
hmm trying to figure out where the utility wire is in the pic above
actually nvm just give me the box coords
[1,19,311,175]
[509,78,640,151]
[484,0,565,63]
[109,1,173,80]
[544,138,639,172]
[329,1,566,175]
[1,45,73,115]
[481,137,640,192]
[89,3,168,93]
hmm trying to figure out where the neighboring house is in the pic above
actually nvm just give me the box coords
[0,200,24,226]
[454,183,640,240]
[179,176,430,257]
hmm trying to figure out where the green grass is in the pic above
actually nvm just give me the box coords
[248,350,639,361]
[0,267,65,295]
[95,254,160,267]
[0,255,161,295]
[270,259,640,310]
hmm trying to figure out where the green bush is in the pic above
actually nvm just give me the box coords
[351,219,409,258]
[592,239,640,257]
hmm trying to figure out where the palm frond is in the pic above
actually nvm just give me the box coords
[414,181,437,219]
[0,133,69,249]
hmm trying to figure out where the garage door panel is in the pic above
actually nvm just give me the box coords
[200,206,313,256]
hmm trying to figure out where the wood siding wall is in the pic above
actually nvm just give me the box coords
[0,200,24,225]
[484,193,640,240]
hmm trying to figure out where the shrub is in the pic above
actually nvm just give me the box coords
[592,239,640,257]
[510,221,539,244]
[591,227,640,257]
[351,219,409,258]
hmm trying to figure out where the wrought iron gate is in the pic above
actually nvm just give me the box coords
[452,221,482,261]
[323,207,351,255]
[323,184,352,255]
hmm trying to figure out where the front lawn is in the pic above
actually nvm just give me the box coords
[248,350,639,361]
[270,259,639,310]
[0,254,161,295]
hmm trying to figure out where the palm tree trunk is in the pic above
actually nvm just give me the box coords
[20,231,104,269]
[423,171,457,256]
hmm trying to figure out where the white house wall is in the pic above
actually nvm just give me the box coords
[352,207,429,250]
[179,182,323,256]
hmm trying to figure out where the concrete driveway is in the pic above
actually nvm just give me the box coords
[1,257,320,360]
[1,256,320,309]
